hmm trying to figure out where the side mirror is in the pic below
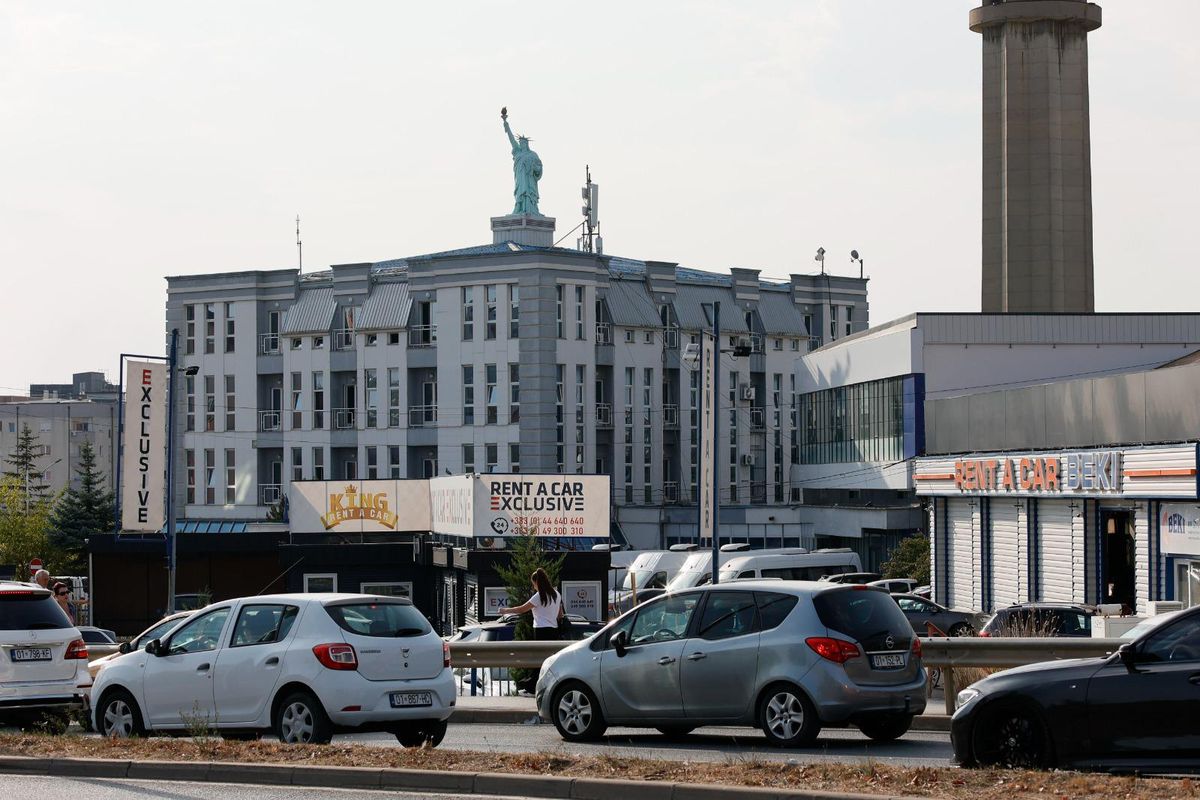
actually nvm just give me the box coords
[144,638,162,657]
[118,641,131,655]
[1117,642,1140,672]
[612,631,628,658]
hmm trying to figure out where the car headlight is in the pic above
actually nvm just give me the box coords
[955,688,981,710]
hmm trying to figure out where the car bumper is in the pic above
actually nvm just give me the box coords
[806,666,927,724]
[949,701,978,764]
[321,669,456,728]
[0,695,84,717]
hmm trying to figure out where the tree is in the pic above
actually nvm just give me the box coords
[49,441,113,573]
[881,534,930,586]
[3,424,48,508]
[494,532,566,643]
[0,476,56,577]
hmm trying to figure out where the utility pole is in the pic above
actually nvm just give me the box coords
[710,302,721,586]
[165,328,179,614]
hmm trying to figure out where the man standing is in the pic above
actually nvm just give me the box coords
[33,569,50,589]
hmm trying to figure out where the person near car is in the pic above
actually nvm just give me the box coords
[33,569,50,589]
[499,568,563,640]
[51,581,74,622]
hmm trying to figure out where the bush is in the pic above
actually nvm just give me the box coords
[880,534,930,585]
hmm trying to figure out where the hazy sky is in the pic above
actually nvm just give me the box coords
[1,1,1196,392]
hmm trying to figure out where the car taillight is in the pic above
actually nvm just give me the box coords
[978,631,991,638]
[64,639,88,660]
[911,637,922,658]
[805,636,860,664]
[312,643,357,670]
[443,641,451,669]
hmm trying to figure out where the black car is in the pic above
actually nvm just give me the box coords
[448,613,604,643]
[891,593,984,637]
[952,606,1200,770]
[980,603,1095,637]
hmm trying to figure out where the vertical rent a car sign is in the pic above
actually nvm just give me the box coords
[120,360,167,531]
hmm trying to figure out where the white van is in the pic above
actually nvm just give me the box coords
[717,548,863,583]
[608,549,696,612]
[665,545,799,592]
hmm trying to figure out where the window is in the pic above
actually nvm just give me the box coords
[575,286,585,339]
[291,337,302,350]
[204,449,215,504]
[224,302,235,352]
[555,364,565,472]
[624,329,634,343]
[485,443,498,473]
[312,447,324,481]
[509,284,520,338]
[185,305,195,355]
[462,365,475,426]
[303,573,337,593]
[387,368,400,427]
[773,337,782,351]
[290,372,302,429]
[630,594,700,644]
[360,582,413,599]
[364,369,377,428]
[313,335,324,349]
[325,601,431,637]
[1138,616,1200,663]
[509,443,520,473]
[485,285,497,339]
[463,444,475,473]
[365,446,378,479]
[204,375,215,431]
[845,306,853,337]
[231,604,298,647]
[224,448,236,503]
[365,333,377,346]
[224,375,235,431]
[791,338,800,351]
[312,371,325,429]
[204,303,215,354]
[757,592,799,630]
[797,375,908,465]
[291,447,303,481]
[185,450,195,504]
[185,375,195,432]
[829,306,837,339]
[556,285,565,338]
[462,286,474,340]
[166,608,230,655]
[388,331,400,345]
[509,363,520,423]
[485,364,498,424]
[698,591,758,640]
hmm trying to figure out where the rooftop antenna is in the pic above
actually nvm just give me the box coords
[296,215,303,272]
[577,166,601,254]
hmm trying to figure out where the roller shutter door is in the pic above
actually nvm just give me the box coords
[1038,501,1075,603]
[945,498,981,611]
[990,501,1023,610]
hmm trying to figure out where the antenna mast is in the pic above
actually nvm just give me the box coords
[296,215,303,272]
[577,166,601,254]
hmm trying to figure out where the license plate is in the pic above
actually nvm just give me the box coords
[11,647,52,663]
[871,653,905,669]
[389,691,432,708]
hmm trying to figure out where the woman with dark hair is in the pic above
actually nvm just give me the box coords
[51,581,75,623]
[499,568,563,640]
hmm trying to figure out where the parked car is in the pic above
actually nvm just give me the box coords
[92,594,454,746]
[953,606,1200,770]
[912,585,932,600]
[869,578,920,595]
[980,603,1095,638]
[448,613,604,643]
[77,626,120,659]
[819,572,882,585]
[0,581,88,728]
[537,582,925,746]
[891,594,984,637]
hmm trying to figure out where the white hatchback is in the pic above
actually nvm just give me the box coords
[92,593,454,746]
[0,581,88,726]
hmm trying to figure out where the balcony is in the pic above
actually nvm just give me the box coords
[334,328,355,351]
[749,333,764,354]
[750,407,766,430]
[595,403,612,428]
[409,405,438,427]
[595,322,612,346]
[409,325,437,347]
[664,328,679,350]
[260,333,281,355]
[334,408,356,430]
[663,404,679,429]
[663,481,679,503]
[260,484,282,506]
[258,410,282,432]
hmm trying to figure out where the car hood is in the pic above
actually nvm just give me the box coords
[982,656,1107,686]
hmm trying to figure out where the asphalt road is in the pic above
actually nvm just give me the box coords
[345,723,954,766]
[0,775,531,800]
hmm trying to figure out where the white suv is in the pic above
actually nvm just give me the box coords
[0,581,88,727]
[92,593,454,746]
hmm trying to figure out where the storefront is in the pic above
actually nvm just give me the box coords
[914,444,1200,614]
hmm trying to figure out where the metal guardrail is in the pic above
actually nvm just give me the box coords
[448,640,567,669]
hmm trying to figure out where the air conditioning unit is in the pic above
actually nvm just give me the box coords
[1147,600,1183,616]
[740,454,756,466]
[739,385,755,402]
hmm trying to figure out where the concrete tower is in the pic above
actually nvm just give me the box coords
[972,0,1102,313]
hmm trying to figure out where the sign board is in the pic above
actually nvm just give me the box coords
[561,580,602,621]
[29,558,42,577]
[698,331,716,541]
[120,360,167,532]
[1161,503,1200,556]
[478,475,609,537]
[482,587,510,618]
[288,480,431,533]
[430,475,475,536]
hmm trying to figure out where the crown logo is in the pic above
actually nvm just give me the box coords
[345,485,357,495]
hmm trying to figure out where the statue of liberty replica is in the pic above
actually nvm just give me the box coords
[501,107,543,216]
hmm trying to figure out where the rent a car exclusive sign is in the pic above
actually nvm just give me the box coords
[483,477,605,537]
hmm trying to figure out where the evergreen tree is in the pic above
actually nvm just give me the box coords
[880,534,931,586]
[49,441,113,573]
[494,532,566,642]
[3,424,49,507]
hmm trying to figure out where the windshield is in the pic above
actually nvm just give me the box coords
[620,570,658,591]
[718,569,739,582]
[1122,611,1183,640]
[667,570,711,591]
[325,601,432,637]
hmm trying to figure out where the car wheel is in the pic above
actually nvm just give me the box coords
[655,725,696,740]
[971,704,1052,768]
[758,684,820,747]
[857,713,913,742]
[274,690,333,745]
[97,689,147,738]
[552,682,607,742]
[949,623,975,637]
[394,719,447,748]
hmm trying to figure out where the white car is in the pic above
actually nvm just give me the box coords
[0,581,88,727]
[91,593,454,746]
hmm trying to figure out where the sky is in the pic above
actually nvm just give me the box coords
[1,1,1196,392]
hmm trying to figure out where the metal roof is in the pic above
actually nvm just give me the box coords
[673,284,749,333]
[282,287,336,334]
[757,289,808,334]
[358,282,412,331]
[604,279,662,328]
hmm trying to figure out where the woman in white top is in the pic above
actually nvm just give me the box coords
[499,568,563,640]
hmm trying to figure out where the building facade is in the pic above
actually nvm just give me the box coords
[165,228,869,549]
[0,398,118,498]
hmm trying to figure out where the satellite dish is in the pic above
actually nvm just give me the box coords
[850,250,859,260]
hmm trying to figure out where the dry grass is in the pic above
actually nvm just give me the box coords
[0,733,1195,799]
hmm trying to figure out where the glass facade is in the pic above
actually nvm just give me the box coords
[797,375,919,464]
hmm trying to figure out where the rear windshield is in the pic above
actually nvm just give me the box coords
[813,588,911,648]
[325,601,431,638]
[0,594,71,630]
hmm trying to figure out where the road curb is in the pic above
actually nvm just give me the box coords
[451,707,952,733]
[0,754,929,800]
[911,715,950,733]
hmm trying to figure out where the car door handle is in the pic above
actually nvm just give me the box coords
[265,656,280,666]
[687,652,707,661]
[657,656,676,665]
[1188,673,1200,685]
[196,663,210,672]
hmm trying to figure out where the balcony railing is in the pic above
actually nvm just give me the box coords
[663,404,679,428]
[595,322,612,346]
[663,481,679,503]
[260,484,282,506]
[409,405,438,427]
[409,325,437,347]
[664,328,679,349]
[750,407,766,430]
[260,333,281,355]
[258,410,281,432]
[334,408,356,430]
[334,329,355,351]
[749,333,764,354]
[595,403,612,428]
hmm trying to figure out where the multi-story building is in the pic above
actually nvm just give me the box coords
[0,395,118,497]
[166,222,869,549]
[29,371,119,402]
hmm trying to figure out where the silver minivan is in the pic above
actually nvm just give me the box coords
[536,581,925,746]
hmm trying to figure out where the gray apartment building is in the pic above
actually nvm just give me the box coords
[166,223,868,549]
[0,395,118,498]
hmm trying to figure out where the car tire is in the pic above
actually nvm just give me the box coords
[970,703,1052,768]
[949,623,975,637]
[551,682,607,742]
[655,725,696,740]
[758,684,820,747]
[857,713,913,742]
[274,690,333,745]
[97,689,147,738]
[394,719,448,748]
